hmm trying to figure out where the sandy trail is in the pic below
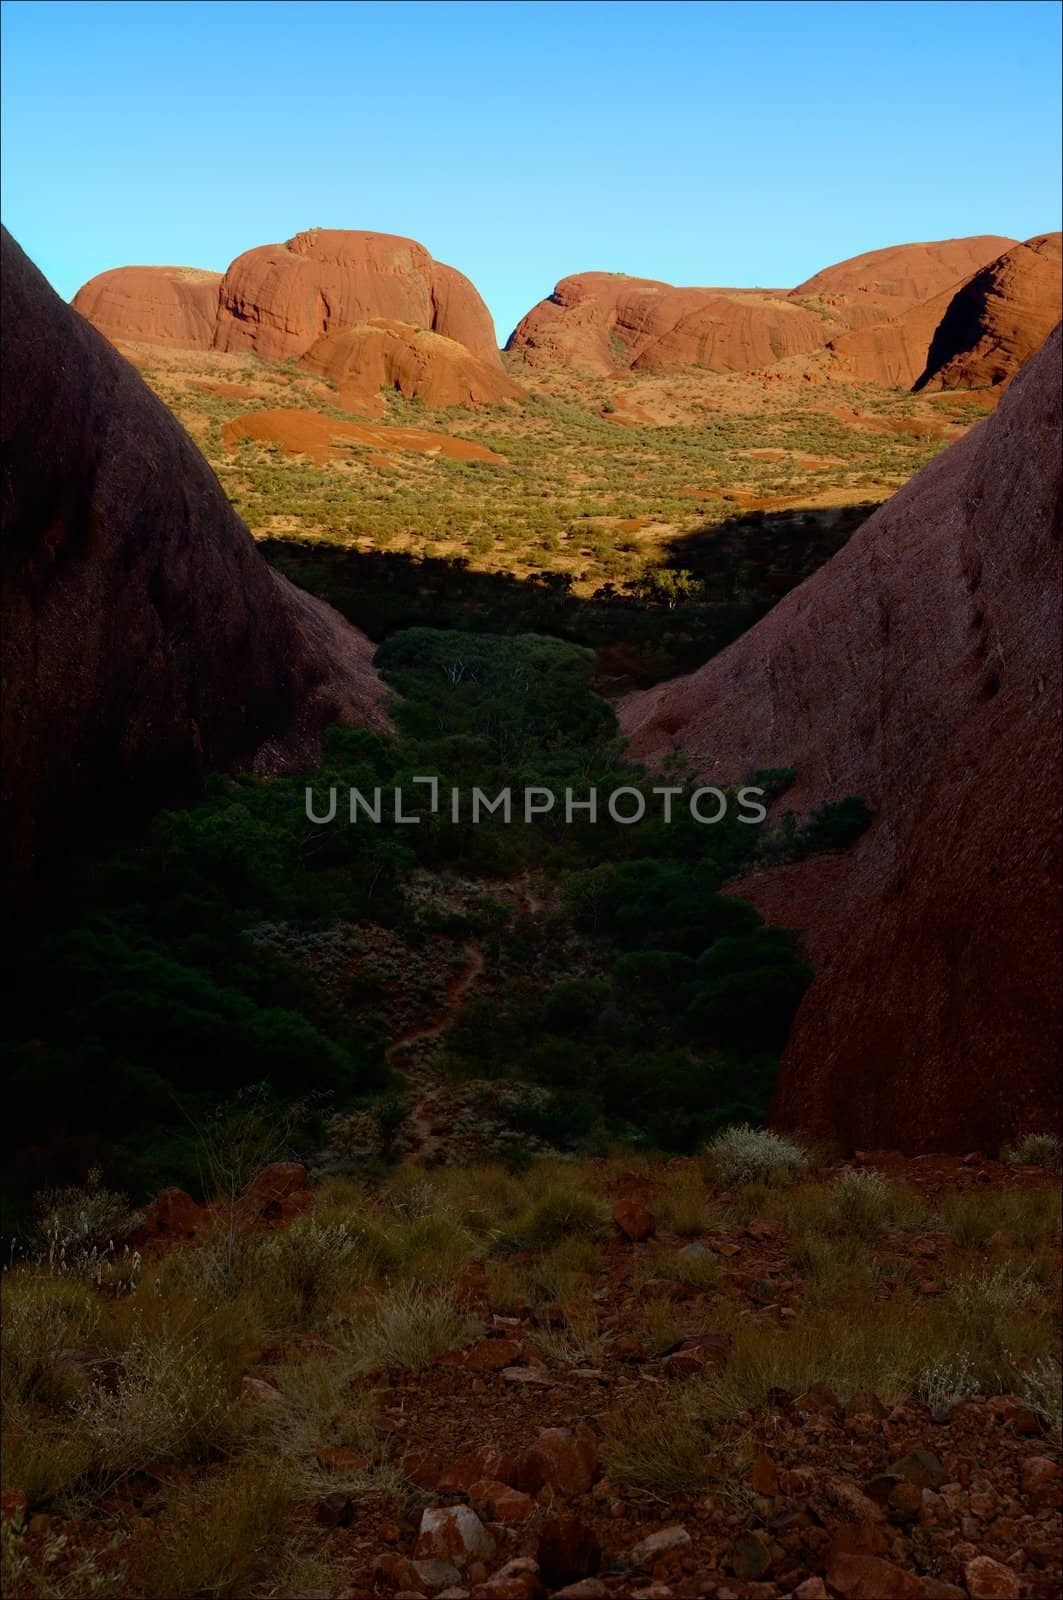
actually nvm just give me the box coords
[385,942,485,1163]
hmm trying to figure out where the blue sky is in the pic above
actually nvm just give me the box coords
[2,0,1060,343]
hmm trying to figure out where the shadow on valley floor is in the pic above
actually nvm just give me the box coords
[263,499,874,691]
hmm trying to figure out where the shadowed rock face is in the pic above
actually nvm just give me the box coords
[914,233,1063,391]
[620,326,1062,1153]
[212,229,501,366]
[1,228,389,898]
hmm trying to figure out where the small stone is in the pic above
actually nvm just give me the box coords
[411,1561,464,1594]
[964,1555,1023,1599]
[467,1479,535,1524]
[891,1448,946,1489]
[750,1452,779,1496]
[613,1200,656,1241]
[315,1491,354,1527]
[628,1525,691,1569]
[502,1367,553,1386]
[843,1389,887,1420]
[241,1374,285,1406]
[731,1529,772,1578]
[515,1428,599,1497]
[554,1583,608,1599]
[886,1480,923,1522]
[414,1507,496,1572]
[826,1552,925,1597]
[794,1382,840,1416]
[461,1339,523,1372]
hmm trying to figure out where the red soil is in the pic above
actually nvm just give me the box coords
[222,407,508,466]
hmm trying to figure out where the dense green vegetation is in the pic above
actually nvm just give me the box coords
[3,576,870,1216]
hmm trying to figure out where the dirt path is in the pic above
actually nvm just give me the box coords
[385,942,485,1163]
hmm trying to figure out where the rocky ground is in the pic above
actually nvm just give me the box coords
[3,1145,1059,1600]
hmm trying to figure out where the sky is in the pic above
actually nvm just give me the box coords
[2,0,1060,344]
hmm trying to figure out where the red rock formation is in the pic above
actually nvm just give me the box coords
[914,233,1063,391]
[506,271,829,375]
[620,326,1062,1153]
[1,228,388,898]
[507,238,1017,378]
[212,228,501,366]
[826,281,963,387]
[790,235,1016,315]
[72,264,221,349]
[301,318,524,414]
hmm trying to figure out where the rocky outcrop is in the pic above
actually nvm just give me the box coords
[506,272,830,375]
[1,228,388,898]
[620,326,1062,1152]
[790,235,1016,316]
[211,229,501,366]
[506,238,1018,379]
[914,233,1063,391]
[301,318,524,415]
[72,265,221,349]
[825,281,964,388]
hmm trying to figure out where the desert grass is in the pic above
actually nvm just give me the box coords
[1004,1132,1062,1169]
[132,1462,290,1600]
[601,1388,718,1493]
[344,1282,475,1372]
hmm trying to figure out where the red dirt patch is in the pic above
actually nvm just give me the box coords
[221,408,508,467]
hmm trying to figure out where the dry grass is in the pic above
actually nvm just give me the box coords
[132,1462,290,1599]
[940,1187,1062,1251]
[653,1167,723,1237]
[345,1282,475,1372]
[601,1389,717,1493]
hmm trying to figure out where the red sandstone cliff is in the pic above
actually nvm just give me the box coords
[620,327,1062,1152]
[1,228,388,898]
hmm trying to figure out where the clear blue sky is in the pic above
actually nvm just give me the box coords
[2,0,1060,343]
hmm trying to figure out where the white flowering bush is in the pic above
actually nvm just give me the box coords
[701,1124,809,1189]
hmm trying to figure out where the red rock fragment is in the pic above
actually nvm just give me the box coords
[612,1200,656,1241]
